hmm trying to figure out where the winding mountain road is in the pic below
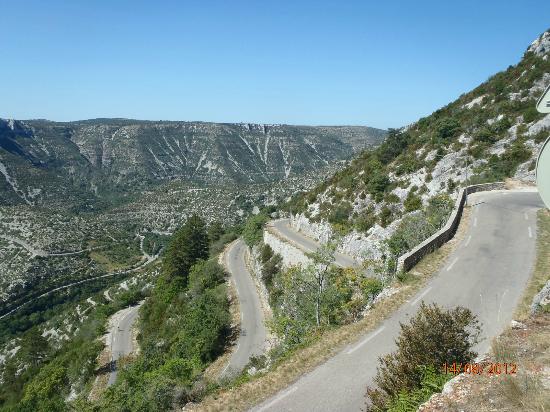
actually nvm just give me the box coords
[107,239,267,386]
[222,239,268,377]
[108,304,141,386]
[271,219,360,268]
[252,189,543,411]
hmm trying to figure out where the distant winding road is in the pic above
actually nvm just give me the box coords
[222,239,268,377]
[0,251,159,320]
[252,190,543,411]
[107,238,268,386]
[108,304,141,386]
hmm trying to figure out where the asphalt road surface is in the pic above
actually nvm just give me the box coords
[107,304,140,386]
[271,219,360,268]
[252,190,543,411]
[223,239,268,377]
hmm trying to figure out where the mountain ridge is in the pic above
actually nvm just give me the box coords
[0,118,385,208]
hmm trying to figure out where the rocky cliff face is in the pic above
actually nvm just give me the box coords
[0,119,385,207]
[284,29,550,260]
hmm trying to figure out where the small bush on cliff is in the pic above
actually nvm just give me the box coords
[260,244,283,288]
[403,191,422,212]
[365,303,480,411]
[242,213,269,246]
[387,193,453,266]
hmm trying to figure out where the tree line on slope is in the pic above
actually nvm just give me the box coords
[0,215,236,412]
[93,215,232,411]
[0,284,146,411]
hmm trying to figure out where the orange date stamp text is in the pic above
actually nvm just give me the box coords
[442,362,517,376]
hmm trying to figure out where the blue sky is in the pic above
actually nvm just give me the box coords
[1,1,548,129]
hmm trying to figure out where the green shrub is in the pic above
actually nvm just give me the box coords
[467,142,489,159]
[493,116,512,135]
[361,278,383,301]
[523,106,541,123]
[378,206,394,228]
[209,231,238,256]
[473,126,497,144]
[485,142,532,179]
[355,210,377,233]
[394,156,423,176]
[533,128,549,143]
[161,215,209,291]
[403,192,422,212]
[384,193,400,204]
[366,303,480,411]
[367,173,391,196]
[328,203,352,225]
[242,213,269,246]
[262,250,282,288]
[20,363,68,410]
[260,243,274,263]
[188,260,226,296]
[434,117,461,140]
[425,194,453,229]
[207,221,225,244]
[376,129,411,165]
[385,366,450,412]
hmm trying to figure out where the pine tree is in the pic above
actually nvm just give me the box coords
[162,214,208,289]
[21,328,50,368]
[207,221,225,244]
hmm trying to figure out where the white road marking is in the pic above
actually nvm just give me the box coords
[473,217,478,227]
[464,235,472,247]
[346,326,385,355]
[220,363,230,375]
[524,212,529,221]
[256,386,299,412]
[410,286,433,307]
[446,257,459,272]
[528,226,533,238]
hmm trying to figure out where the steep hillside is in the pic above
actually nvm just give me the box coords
[285,30,550,260]
[0,119,383,317]
[0,119,385,208]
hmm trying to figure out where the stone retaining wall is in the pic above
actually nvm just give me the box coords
[396,182,506,273]
[263,225,311,268]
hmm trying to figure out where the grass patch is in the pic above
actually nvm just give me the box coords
[481,315,549,412]
[89,251,127,272]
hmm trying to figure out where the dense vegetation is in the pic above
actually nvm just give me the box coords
[93,215,232,411]
[256,241,383,353]
[0,282,147,411]
[366,303,481,411]
[0,216,235,411]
